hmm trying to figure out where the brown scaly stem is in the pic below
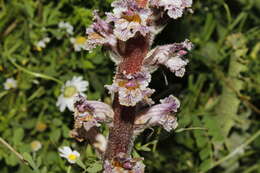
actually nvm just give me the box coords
[104,35,149,160]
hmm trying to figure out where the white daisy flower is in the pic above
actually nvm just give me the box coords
[58,21,74,35]
[58,146,80,164]
[35,37,51,52]
[70,36,88,51]
[56,76,89,112]
[30,140,42,152]
[4,78,17,90]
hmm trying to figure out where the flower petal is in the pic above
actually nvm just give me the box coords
[143,39,193,77]
[134,95,180,133]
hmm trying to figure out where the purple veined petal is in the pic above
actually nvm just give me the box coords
[181,0,193,8]
[164,57,189,77]
[167,7,184,19]
[103,160,113,173]
[118,87,144,106]
[134,95,180,133]
[83,119,101,131]
[85,11,117,51]
[149,0,193,19]
[88,100,114,120]
[143,39,193,77]
[73,95,114,131]
[159,115,178,132]
[109,0,153,41]
[105,70,154,106]
[74,95,114,121]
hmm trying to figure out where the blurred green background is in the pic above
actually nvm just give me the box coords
[0,0,259,172]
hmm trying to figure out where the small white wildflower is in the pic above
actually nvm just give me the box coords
[70,36,88,51]
[4,78,17,90]
[58,146,80,164]
[56,76,89,112]
[58,21,74,35]
[35,37,51,52]
[30,140,42,152]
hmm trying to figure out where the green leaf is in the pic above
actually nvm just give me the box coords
[22,152,40,172]
[199,145,211,160]
[49,129,61,142]
[13,128,24,145]
[86,161,103,173]
[199,158,212,172]
[82,60,95,69]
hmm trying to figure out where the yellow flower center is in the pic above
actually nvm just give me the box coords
[118,80,139,90]
[0,65,4,71]
[88,33,104,40]
[112,160,123,168]
[6,82,15,89]
[68,154,77,161]
[75,36,87,44]
[84,115,94,121]
[30,141,42,151]
[63,86,77,98]
[122,14,142,23]
[36,122,47,132]
[36,46,43,52]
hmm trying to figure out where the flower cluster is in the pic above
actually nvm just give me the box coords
[65,0,193,172]
[107,0,152,41]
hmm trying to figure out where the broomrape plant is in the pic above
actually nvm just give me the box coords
[61,0,193,172]
[1,0,260,172]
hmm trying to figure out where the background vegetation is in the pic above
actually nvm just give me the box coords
[0,0,259,172]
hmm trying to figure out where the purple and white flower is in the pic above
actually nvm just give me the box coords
[107,0,152,41]
[73,95,114,131]
[85,11,117,51]
[144,39,193,77]
[134,95,180,133]
[105,70,154,106]
[150,0,193,19]
[103,154,145,173]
